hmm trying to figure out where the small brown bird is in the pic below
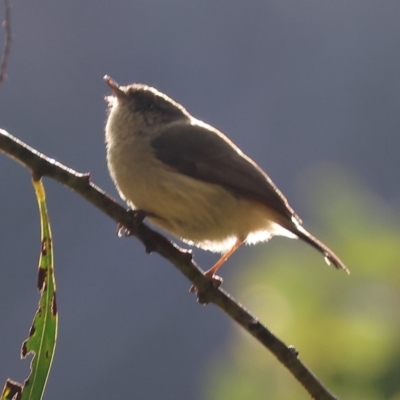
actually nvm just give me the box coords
[104,76,349,285]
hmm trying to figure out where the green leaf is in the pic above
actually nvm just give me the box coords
[1,179,58,400]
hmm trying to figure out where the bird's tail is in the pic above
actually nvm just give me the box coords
[294,224,350,274]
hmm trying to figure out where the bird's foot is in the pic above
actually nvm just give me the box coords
[117,209,149,237]
[189,271,223,305]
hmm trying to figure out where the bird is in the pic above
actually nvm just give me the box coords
[104,75,349,286]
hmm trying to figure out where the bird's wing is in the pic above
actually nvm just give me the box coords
[150,122,301,225]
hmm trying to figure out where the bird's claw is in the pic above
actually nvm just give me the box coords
[116,209,149,237]
[189,274,223,305]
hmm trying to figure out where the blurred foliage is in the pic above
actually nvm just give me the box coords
[202,166,400,400]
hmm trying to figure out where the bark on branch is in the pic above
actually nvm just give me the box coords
[0,0,12,87]
[0,128,338,400]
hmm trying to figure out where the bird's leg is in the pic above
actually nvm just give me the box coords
[204,239,244,283]
[190,239,244,298]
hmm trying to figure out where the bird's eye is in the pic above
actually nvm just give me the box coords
[142,98,155,110]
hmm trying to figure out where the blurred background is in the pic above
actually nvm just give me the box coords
[0,2,399,399]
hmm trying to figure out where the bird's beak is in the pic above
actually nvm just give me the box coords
[104,75,127,100]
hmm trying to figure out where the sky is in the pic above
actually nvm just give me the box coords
[0,2,399,399]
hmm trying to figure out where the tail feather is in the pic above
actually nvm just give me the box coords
[294,225,350,274]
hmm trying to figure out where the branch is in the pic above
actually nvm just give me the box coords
[0,128,338,400]
[0,0,11,87]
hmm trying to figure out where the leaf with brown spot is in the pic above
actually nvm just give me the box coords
[0,380,22,400]
[1,179,58,400]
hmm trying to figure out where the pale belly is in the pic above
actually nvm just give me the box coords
[107,144,293,253]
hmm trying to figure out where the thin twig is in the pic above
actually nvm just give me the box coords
[0,0,11,87]
[0,129,338,400]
